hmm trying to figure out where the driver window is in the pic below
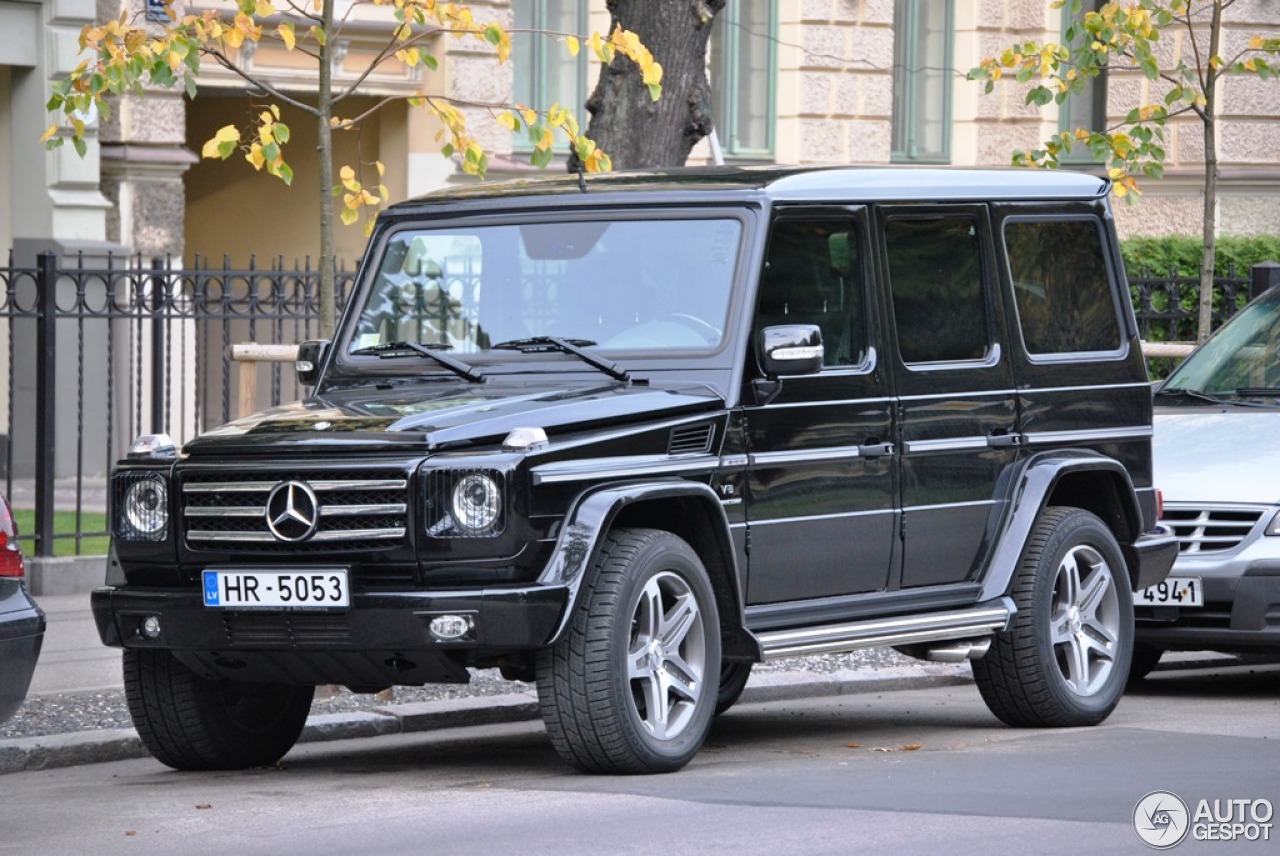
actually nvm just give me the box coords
[755,220,865,368]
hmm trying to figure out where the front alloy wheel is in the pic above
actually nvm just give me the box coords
[537,528,721,774]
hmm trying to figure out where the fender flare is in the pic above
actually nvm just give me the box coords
[536,480,757,657]
[978,450,1144,601]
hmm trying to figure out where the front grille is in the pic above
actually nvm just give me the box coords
[183,470,409,552]
[1161,505,1267,554]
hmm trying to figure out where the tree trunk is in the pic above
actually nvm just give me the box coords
[574,0,725,170]
[317,0,337,338]
[1196,2,1224,343]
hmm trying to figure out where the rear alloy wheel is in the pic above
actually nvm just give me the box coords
[124,648,312,771]
[973,506,1134,727]
[537,528,721,774]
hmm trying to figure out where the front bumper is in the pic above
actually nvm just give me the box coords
[91,583,569,687]
[1136,550,1280,653]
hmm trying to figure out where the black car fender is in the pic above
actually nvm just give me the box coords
[978,451,1147,601]
[536,479,758,658]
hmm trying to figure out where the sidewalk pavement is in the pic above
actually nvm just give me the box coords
[0,590,977,775]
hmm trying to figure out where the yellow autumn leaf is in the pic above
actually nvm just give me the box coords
[1249,35,1265,50]
[340,206,359,226]
[255,0,275,18]
[40,123,58,143]
[497,112,519,131]
[566,35,580,57]
[278,23,295,51]
[375,160,385,176]
[246,145,266,169]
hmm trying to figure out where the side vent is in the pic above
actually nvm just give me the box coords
[668,423,715,455]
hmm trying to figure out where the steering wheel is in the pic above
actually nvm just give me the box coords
[661,313,722,345]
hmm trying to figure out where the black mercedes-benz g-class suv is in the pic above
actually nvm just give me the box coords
[94,166,1177,774]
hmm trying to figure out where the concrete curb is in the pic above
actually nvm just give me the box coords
[0,668,973,775]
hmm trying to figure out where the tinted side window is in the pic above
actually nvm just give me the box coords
[885,216,988,364]
[1005,219,1121,356]
[756,220,866,367]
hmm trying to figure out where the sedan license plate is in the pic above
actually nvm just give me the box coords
[1138,576,1203,607]
[202,569,350,609]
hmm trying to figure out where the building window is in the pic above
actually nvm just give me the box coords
[710,1,776,159]
[511,1,590,151]
[891,0,953,164]
[1058,1,1108,164]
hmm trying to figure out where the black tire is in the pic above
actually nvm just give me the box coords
[1127,642,1165,685]
[124,649,313,771]
[715,662,753,716]
[536,528,721,774]
[972,506,1134,728]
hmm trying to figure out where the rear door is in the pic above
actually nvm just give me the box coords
[877,206,1020,589]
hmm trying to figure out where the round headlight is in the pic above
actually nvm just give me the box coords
[450,473,501,534]
[122,476,168,539]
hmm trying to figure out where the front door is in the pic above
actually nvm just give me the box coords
[742,210,896,605]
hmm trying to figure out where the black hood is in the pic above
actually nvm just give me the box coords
[181,380,724,456]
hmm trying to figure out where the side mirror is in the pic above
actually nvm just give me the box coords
[760,324,824,378]
[295,339,331,387]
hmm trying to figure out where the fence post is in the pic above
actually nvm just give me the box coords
[1250,261,1280,301]
[150,257,167,433]
[34,252,57,558]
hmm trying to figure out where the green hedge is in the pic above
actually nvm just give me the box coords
[1121,235,1280,277]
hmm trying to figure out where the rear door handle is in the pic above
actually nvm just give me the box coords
[858,442,894,458]
[987,431,1024,449]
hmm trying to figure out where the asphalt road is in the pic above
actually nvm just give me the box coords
[2,660,1276,856]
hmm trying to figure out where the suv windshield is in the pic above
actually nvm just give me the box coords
[348,217,742,358]
[1162,287,1280,397]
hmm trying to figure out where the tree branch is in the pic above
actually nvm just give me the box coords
[204,49,319,115]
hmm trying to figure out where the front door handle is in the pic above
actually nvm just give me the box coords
[858,442,894,458]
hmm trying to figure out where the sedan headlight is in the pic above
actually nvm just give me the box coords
[117,473,169,541]
[425,469,506,538]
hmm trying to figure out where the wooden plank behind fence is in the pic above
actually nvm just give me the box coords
[230,344,301,419]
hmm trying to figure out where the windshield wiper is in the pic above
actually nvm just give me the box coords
[1155,387,1267,407]
[490,336,631,383]
[350,340,484,383]
[1237,387,1280,399]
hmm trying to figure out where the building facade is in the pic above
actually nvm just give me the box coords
[3,0,1279,264]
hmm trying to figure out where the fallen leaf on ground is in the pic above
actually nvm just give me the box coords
[900,743,922,751]
[845,741,860,749]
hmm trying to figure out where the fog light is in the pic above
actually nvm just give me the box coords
[428,614,474,641]
[140,615,162,639]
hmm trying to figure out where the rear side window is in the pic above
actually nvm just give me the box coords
[885,216,989,364]
[1004,218,1122,356]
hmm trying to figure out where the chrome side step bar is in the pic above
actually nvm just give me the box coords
[756,599,1015,661]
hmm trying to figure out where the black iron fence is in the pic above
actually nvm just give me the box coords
[2,252,354,557]
[3,251,1278,558]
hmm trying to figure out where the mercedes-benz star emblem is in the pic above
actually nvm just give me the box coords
[265,480,320,542]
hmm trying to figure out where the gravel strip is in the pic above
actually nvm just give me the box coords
[0,648,921,740]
